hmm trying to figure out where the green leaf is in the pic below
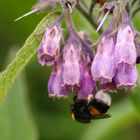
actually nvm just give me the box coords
[131,92,140,114]
[131,86,140,115]
[0,11,59,103]
[0,73,38,140]
[130,65,140,115]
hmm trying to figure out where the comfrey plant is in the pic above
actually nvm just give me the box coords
[40,15,96,99]
[13,0,140,123]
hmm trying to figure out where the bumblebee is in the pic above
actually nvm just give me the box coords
[71,91,111,123]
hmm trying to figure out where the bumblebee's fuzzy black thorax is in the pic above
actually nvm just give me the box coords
[71,100,92,123]
[71,92,111,123]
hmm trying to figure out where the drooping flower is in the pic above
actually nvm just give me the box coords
[115,25,136,69]
[62,31,83,87]
[48,62,69,98]
[77,67,96,100]
[114,65,138,89]
[38,23,62,66]
[114,24,138,89]
[91,36,116,84]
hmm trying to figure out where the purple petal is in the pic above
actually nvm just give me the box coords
[114,65,138,89]
[91,36,116,84]
[77,68,96,100]
[38,25,62,66]
[115,25,136,68]
[62,43,82,86]
[48,64,68,98]
[101,80,117,92]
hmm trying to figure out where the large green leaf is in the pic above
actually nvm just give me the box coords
[0,74,38,140]
[81,99,139,140]
[131,90,140,115]
[131,69,140,115]
[0,11,59,103]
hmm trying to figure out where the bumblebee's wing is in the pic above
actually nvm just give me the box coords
[91,114,111,120]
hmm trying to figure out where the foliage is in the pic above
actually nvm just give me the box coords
[0,0,140,140]
[0,11,58,103]
[0,73,38,140]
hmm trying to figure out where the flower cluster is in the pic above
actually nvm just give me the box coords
[92,6,139,91]
[92,24,138,91]
[38,16,96,99]
[37,0,139,100]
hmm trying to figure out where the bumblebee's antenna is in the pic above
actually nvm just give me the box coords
[15,9,38,22]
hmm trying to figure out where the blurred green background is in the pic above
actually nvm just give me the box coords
[0,0,140,140]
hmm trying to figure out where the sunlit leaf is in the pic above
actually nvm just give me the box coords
[81,99,138,140]
[0,74,38,140]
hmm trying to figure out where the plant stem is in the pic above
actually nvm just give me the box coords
[76,2,103,34]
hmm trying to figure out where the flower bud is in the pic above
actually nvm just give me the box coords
[91,36,116,84]
[38,23,62,66]
[96,0,105,5]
